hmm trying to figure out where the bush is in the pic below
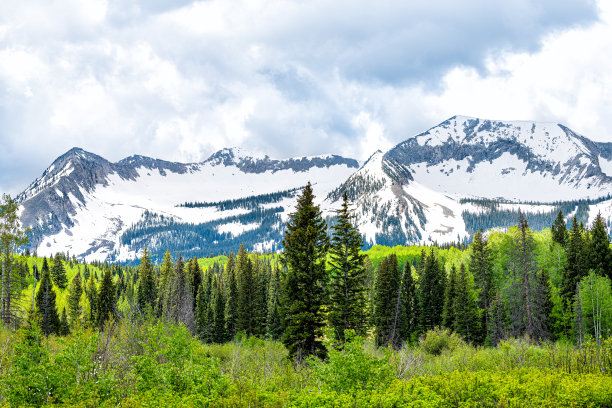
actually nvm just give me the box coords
[419,327,465,355]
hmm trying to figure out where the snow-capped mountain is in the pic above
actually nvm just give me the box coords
[325,116,612,246]
[18,147,359,262]
[17,116,612,262]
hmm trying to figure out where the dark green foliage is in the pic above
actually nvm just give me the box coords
[59,307,70,336]
[488,291,507,346]
[453,264,480,343]
[164,253,195,332]
[35,261,60,336]
[419,248,446,331]
[561,217,588,304]
[552,210,569,247]
[469,231,494,343]
[51,252,68,289]
[67,271,83,324]
[136,248,157,314]
[194,284,207,340]
[442,265,457,330]
[97,268,116,328]
[236,244,257,336]
[400,262,417,342]
[212,277,226,343]
[372,254,403,348]
[85,274,98,325]
[328,192,367,344]
[158,250,173,315]
[188,257,202,311]
[280,182,329,360]
[224,257,238,340]
[266,265,283,340]
[588,213,612,280]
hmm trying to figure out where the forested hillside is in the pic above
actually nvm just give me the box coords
[1,189,611,406]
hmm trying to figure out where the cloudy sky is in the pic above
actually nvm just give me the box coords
[1,0,611,195]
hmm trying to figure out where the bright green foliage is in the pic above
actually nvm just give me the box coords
[453,263,480,343]
[562,217,588,303]
[67,271,83,324]
[442,265,457,330]
[281,182,329,360]
[588,213,612,280]
[136,248,157,314]
[51,253,68,290]
[328,191,367,344]
[419,326,465,355]
[419,248,446,332]
[577,272,612,345]
[551,210,569,247]
[372,254,403,348]
[35,261,60,336]
[469,230,494,343]
[97,268,116,328]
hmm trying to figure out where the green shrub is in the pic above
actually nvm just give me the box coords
[419,327,465,356]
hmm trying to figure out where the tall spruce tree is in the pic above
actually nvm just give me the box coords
[561,217,588,304]
[194,284,207,340]
[188,257,203,311]
[97,268,116,329]
[469,231,494,343]
[51,253,68,290]
[35,262,60,336]
[506,213,548,341]
[418,248,446,331]
[85,274,98,326]
[212,276,226,343]
[224,259,238,340]
[588,213,612,280]
[453,263,480,343]
[488,291,507,346]
[328,191,367,344]
[67,271,83,324]
[280,182,329,360]
[158,251,173,315]
[236,244,257,336]
[551,210,569,247]
[442,265,458,330]
[400,262,417,342]
[372,254,403,348]
[266,264,283,340]
[164,254,195,332]
[136,248,157,314]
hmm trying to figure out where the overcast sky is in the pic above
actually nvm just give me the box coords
[1,0,611,195]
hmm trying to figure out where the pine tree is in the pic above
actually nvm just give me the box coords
[328,191,367,344]
[85,274,98,326]
[67,271,83,324]
[469,230,494,344]
[164,254,195,332]
[441,264,457,329]
[194,285,207,340]
[51,253,68,290]
[551,210,569,247]
[224,260,238,340]
[588,213,612,280]
[136,248,157,314]
[453,263,480,343]
[266,264,283,340]
[561,217,588,304]
[488,291,507,346]
[372,254,403,348]
[280,182,329,360]
[418,248,446,331]
[236,244,257,336]
[506,213,547,341]
[400,261,417,342]
[212,277,226,343]
[158,251,173,315]
[59,307,70,336]
[189,257,203,311]
[97,268,116,329]
[35,262,60,336]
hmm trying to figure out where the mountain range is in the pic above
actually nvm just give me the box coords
[16,115,612,262]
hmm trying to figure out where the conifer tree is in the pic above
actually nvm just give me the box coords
[400,262,417,342]
[280,182,329,360]
[442,265,458,330]
[588,213,612,280]
[164,254,195,332]
[224,260,238,340]
[97,268,116,329]
[453,263,480,343]
[328,192,367,344]
[35,261,60,336]
[236,244,257,336]
[254,258,269,337]
[85,274,98,325]
[372,254,403,348]
[136,248,157,314]
[469,230,494,343]
[67,271,83,324]
[488,291,507,346]
[158,251,173,314]
[189,257,203,311]
[212,277,226,343]
[551,210,569,247]
[418,248,446,331]
[561,217,588,304]
[506,213,547,340]
[59,307,70,336]
[266,264,283,340]
[51,253,68,289]
[194,285,207,340]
